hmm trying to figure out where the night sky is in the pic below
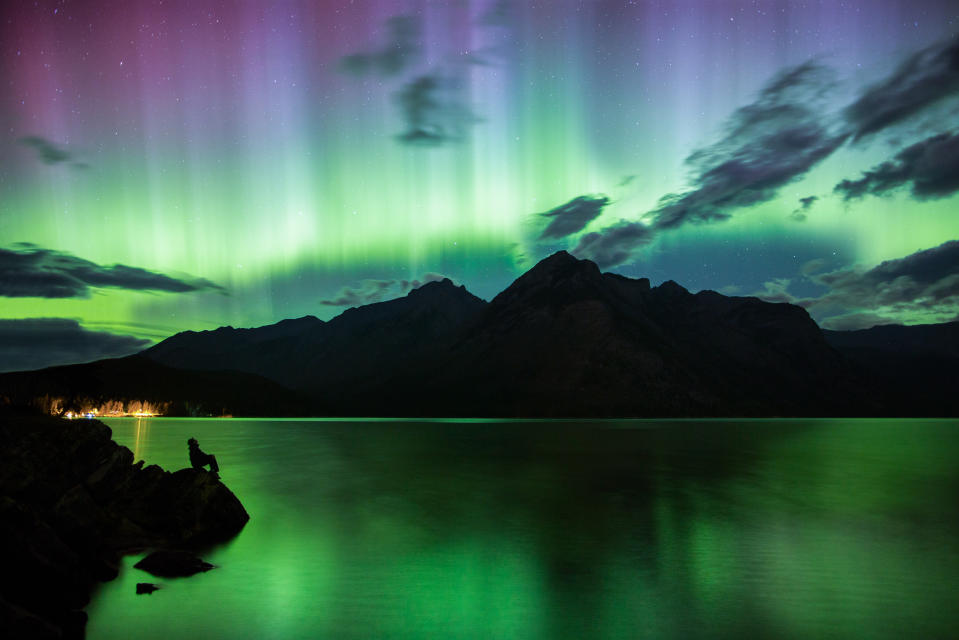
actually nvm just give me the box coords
[2,0,959,371]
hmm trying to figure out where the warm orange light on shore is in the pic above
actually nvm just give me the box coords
[44,397,167,419]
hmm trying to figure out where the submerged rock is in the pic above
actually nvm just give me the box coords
[135,583,160,595]
[0,410,249,638]
[134,550,214,577]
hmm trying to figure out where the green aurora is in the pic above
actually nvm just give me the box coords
[2,0,959,370]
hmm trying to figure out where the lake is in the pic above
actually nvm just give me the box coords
[86,418,959,639]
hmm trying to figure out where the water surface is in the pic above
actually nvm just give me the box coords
[87,418,959,639]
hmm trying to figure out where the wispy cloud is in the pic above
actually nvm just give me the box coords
[790,195,819,221]
[18,136,88,168]
[568,61,845,268]
[0,243,227,298]
[393,73,481,146]
[650,61,845,231]
[844,39,959,142]
[755,240,959,330]
[572,221,654,269]
[537,195,610,241]
[557,39,959,270]
[319,272,449,307]
[834,130,959,201]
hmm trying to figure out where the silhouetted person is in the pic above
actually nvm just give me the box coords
[188,438,219,474]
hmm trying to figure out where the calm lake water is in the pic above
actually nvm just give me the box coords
[86,418,959,639]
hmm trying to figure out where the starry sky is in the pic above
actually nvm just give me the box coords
[2,0,959,371]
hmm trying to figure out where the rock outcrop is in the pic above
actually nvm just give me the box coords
[134,550,215,577]
[0,409,249,638]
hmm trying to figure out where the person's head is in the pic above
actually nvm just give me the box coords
[188,438,198,448]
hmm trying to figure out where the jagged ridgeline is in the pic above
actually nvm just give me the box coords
[2,252,957,417]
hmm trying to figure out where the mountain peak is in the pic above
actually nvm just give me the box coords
[526,251,601,278]
[410,277,455,293]
[654,280,689,296]
[407,277,471,299]
[489,251,603,308]
[536,250,580,268]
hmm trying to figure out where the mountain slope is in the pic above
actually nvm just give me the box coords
[824,322,959,416]
[143,315,325,382]
[144,279,487,391]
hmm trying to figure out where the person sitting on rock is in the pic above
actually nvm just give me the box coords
[188,438,220,474]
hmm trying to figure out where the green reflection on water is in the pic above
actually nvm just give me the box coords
[86,418,959,639]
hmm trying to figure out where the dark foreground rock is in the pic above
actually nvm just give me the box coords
[0,409,249,638]
[134,550,214,577]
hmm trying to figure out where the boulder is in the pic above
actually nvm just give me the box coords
[0,410,249,638]
[134,550,214,577]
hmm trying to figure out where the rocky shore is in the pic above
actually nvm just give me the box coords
[0,408,249,638]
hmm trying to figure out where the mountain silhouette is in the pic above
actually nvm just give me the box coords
[391,251,861,416]
[2,252,953,417]
[823,321,959,416]
[144,278,486,392]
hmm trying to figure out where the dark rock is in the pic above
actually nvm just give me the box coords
[135,550,214,577]
[0,594,66,640]
[0,411,249,638]
[136,583,160,595]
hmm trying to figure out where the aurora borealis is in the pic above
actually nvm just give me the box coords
[2,0,959,371]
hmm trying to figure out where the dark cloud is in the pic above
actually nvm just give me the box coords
[570,61,845,268]
[549,43,959,271]
[844,39,959,142]
[339,15,420,77]
[18,136,87,168]
[817,312,899,332]
[651,61,847,230]
[753,278,797,304]
[320,279,396,307]
[790,195,819,221]
[399,272,448,291]
[394,73,481,146]
[800,258,829,276]
[834,130,959,201]
[320,273,450,307]
[814,240,959,303]
[538,195,610,241]
[0,243,227,298]
[756,241,959,330]
[0,318,150,373]
[338,13,496,146]
[571,221,654,269]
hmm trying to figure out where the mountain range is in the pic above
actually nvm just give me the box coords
[2,251,956,417]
